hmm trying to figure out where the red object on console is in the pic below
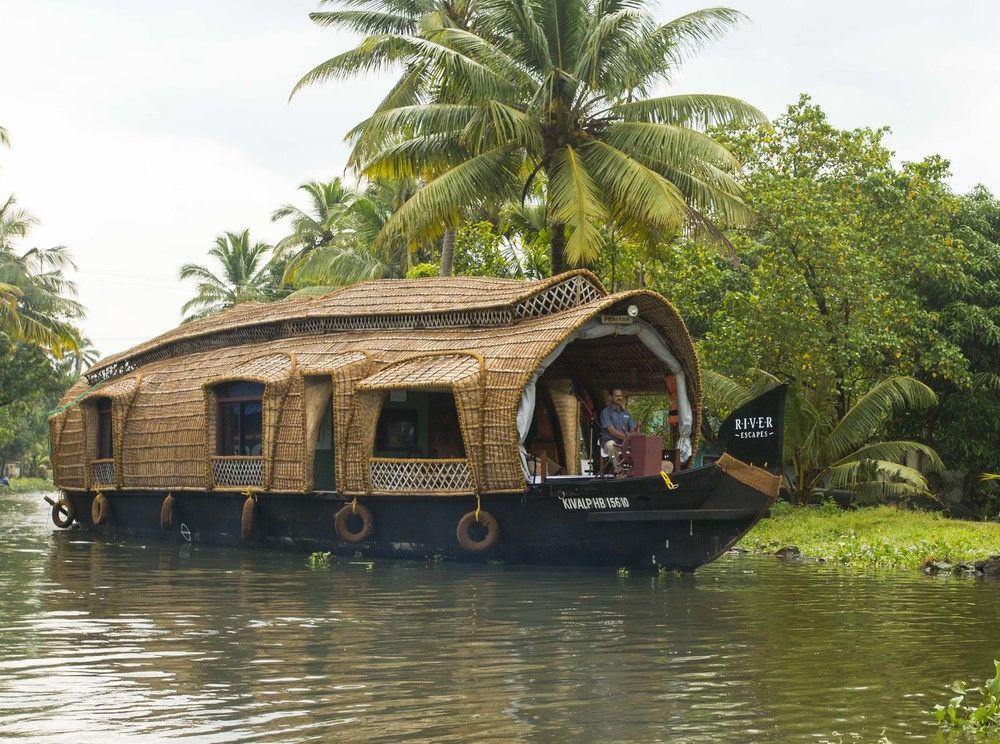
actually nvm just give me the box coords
[628,434,664,477]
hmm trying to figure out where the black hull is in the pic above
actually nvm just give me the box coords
[54,463,772,571]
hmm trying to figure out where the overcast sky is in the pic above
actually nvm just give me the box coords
[2,0,998,360]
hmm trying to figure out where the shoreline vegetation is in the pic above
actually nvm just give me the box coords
[740,503,1000,572]
[1,477,56,494]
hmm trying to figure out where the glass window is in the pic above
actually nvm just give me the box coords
[374,391,465,459]
[96,398,113,459]
[216,382,265,456]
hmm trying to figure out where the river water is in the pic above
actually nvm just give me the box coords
[2,491,998,743]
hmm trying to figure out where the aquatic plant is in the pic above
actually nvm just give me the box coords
[933,660,1000,730]
[307,551,331,568]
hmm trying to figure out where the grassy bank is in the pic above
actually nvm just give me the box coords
[740,503,1000,570]
[1,477,57,494]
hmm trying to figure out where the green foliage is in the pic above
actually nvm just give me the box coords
[933,660,1000,731]
[889,185,1000,507]
[303,0,764,272]
[178,230,281,322]
[453,221,511,277]
[0,476,55,494]
[0,335,76,473]
[703,369,942,503]
[406,262,439,278]
[307,551,332,568]
[741,505,1000,569]
[705,97,968,413]
[290,178,435,287]
[0,196,85,358]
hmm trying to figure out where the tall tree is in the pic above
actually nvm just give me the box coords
[294,0,476,276]
[0,196,84,357]
[890,185,1000,506]
[296,0,764,274]
[271,178,359,284]
[703,98,968,418]
[179,231,277,322]
[289,178,432,290]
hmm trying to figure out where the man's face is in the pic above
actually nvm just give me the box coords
[611,390,625,406]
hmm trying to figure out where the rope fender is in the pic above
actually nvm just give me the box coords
[91,489,110,526]
[334,498,374,543]
[160,494,175,531]
[241,491,257,541]
[457,495,499,552]
[51,495,75,529]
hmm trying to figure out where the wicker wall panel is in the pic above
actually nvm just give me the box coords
[344,390,384,495]
[547,378,580,475]
[330,355,372,492]
[271,376,304,491]
[51,407,86,489]
[124,367,210,489]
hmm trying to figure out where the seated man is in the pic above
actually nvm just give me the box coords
[599,387,638,474]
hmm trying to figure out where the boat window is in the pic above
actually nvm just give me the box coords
[215,381,265,456]
[96,398,113,459]
[374,391,465,459]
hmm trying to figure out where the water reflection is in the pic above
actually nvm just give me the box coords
[2,491,998,742]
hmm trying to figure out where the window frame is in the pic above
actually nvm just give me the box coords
[95,397,113,460]
[215,382,265,457]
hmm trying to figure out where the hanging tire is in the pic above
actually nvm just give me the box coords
[52,497,75,529]
[334,502,374,543]
[91,493,110,525]
[241,496,256,540]
[456,509,499,552]
[160,494,175,530]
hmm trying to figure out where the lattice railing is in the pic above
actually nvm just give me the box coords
[513,275,603,319]
[370,458,473,493]
[212,456,263,487]
[92,459,115,486]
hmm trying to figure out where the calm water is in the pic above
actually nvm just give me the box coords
[2,491,999,743]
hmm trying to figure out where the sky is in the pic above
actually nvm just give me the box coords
[1,0,998,360]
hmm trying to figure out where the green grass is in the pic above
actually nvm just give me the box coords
[740,503,1000,570]
[1,477,57,494]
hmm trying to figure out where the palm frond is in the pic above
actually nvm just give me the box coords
[830,440,944,472]
[371,146,521,249]
[827,377,938,460]
[548,144,608,265]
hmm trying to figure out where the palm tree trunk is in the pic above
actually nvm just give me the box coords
[439,228,456,276]
[550,222,566,276]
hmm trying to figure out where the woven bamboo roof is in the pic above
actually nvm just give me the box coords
[86,270,606,384]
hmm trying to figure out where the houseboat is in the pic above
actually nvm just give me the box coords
[47,270,784,571]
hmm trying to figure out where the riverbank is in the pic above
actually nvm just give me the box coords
[740,503,1000,571]
[0,477,56,494]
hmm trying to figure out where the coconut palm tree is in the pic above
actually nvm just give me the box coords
[296,0,765,274]
[179,231,277,322]
[290,178,428,292]
[0,196,84,357]
[271,178,360,284]
[704,369,944,504]
[296,0,477,275]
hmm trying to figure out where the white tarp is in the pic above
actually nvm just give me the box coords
[518,318,694,478]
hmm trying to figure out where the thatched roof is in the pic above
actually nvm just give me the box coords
[86,270,606,384]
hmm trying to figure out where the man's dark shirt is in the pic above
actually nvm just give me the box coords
[599,404,635,444]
